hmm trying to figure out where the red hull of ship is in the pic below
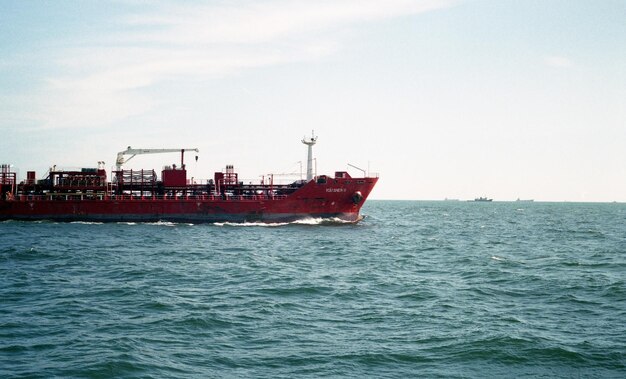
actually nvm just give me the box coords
[0,177,378,223]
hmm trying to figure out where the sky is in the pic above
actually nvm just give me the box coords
[1,0,625,201]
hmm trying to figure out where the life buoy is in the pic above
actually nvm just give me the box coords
[352,191,363,204]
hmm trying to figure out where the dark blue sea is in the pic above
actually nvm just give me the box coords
[1,201,625,378]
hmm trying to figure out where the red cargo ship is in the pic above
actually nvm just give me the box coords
[0,135,378,223]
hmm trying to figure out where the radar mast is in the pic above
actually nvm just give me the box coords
[301,130,317,181]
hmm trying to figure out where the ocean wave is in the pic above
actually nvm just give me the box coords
[113,221,190,226]
[292,217,356,226]
[213,221,290,227]
[144,221,194,227]
[213,217,356,227]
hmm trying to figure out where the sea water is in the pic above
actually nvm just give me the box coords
[1,201,625,378]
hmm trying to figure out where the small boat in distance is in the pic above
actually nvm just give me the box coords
[473,197,493,202]
[516,198,534,202]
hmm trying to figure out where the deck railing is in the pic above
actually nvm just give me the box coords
[14,194,288,201]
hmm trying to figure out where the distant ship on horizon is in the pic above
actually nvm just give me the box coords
[473,197,493,202]
[516,198,534,202]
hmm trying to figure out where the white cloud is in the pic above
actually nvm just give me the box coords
[544,55,573,68]
[30,0,456,129]
[123,0,454,44]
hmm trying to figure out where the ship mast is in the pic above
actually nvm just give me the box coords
[301,130,317,181]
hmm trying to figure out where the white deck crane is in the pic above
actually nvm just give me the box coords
[115,147,199,171]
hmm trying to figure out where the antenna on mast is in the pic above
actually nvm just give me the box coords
[301,130,317,181]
